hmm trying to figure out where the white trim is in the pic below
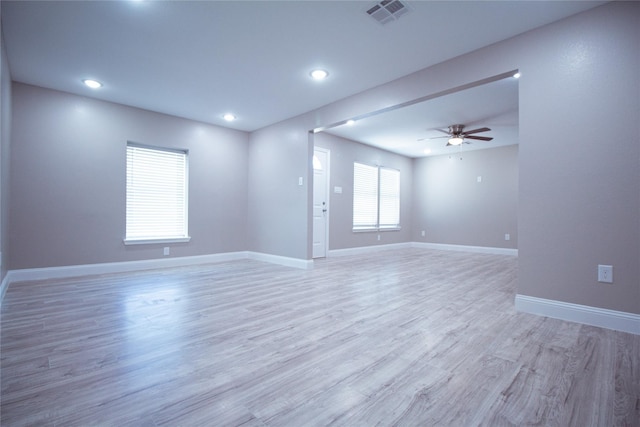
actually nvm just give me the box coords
[313,146,330,259]
[0,250,4,303]
[248,252,313,270]
[412,242,518,256]
[328,242,412,257]
[0,251,312,301]
[328,242,516,257]
[0,272,9,306]
[123,236,191,245]
[515,294,640,335]
[352,226,402,233]
[5,252,249,284]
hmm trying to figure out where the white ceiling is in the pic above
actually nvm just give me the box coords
[1,1,605,155]
[324,74,520,158]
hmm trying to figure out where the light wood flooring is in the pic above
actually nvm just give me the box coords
[1,248,638,426]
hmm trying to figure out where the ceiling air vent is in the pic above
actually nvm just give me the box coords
[366,0,410,25]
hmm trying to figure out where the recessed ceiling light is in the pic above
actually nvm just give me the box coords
[423,148,432,155]
[513,72,521,79]
[82,79,102,89]
[223,113,236,122]
[346,120,355,126]
[310,69,329,80]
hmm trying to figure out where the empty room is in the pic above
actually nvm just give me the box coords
[1,1,638,426]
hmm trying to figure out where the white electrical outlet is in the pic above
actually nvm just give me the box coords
[421,230,425,237]
[597,265,613,283]
[505,233,510,241]
[377,234,381,241]
[163,247,170,256]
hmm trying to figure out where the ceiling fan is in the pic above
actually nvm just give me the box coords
[422,124,493,146]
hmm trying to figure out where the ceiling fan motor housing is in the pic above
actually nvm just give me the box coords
[449,124,465,136]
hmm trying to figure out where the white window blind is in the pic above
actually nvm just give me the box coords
[353,162,400,231]
[126,143,189,243]
[379,167,400,228]
[353,163,379,229]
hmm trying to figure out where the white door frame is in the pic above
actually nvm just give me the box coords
[312,147,330,258]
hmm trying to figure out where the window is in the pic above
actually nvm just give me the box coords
[125,142,190,244]
[353,162,400,231]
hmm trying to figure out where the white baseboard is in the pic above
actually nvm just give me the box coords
[6,251,249,284]
[248,252,313,270]
[327,242,412,257]
[327,242,517,258]
[0,251,312,304]
[412,242,518,256]
[515,294,640,335]
[0,250,5,303]
[0,272,8,307]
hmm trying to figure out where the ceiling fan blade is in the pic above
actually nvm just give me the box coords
[462,127,491,135]
[465,135,493,141]
[434,128,450,135]
[428,135,450,140]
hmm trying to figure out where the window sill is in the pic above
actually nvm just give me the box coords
[124,237,191,246]
[352,227,401,233]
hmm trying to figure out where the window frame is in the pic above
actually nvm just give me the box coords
[352,162,401,232]
[124,142,191,245]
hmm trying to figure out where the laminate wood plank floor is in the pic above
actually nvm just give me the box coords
[1,248,638,426]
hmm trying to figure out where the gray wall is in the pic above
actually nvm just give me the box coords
[1,25,11,282]
[256,2,638,314]
[314,132,413,251]
[516,3,639,314]
[9,83,249,270]
[413,145,518,249]
[247,120,312,259]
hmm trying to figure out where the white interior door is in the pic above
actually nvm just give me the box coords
[313,148,329,258]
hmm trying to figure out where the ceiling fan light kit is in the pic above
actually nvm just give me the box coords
[448,137,464,146]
